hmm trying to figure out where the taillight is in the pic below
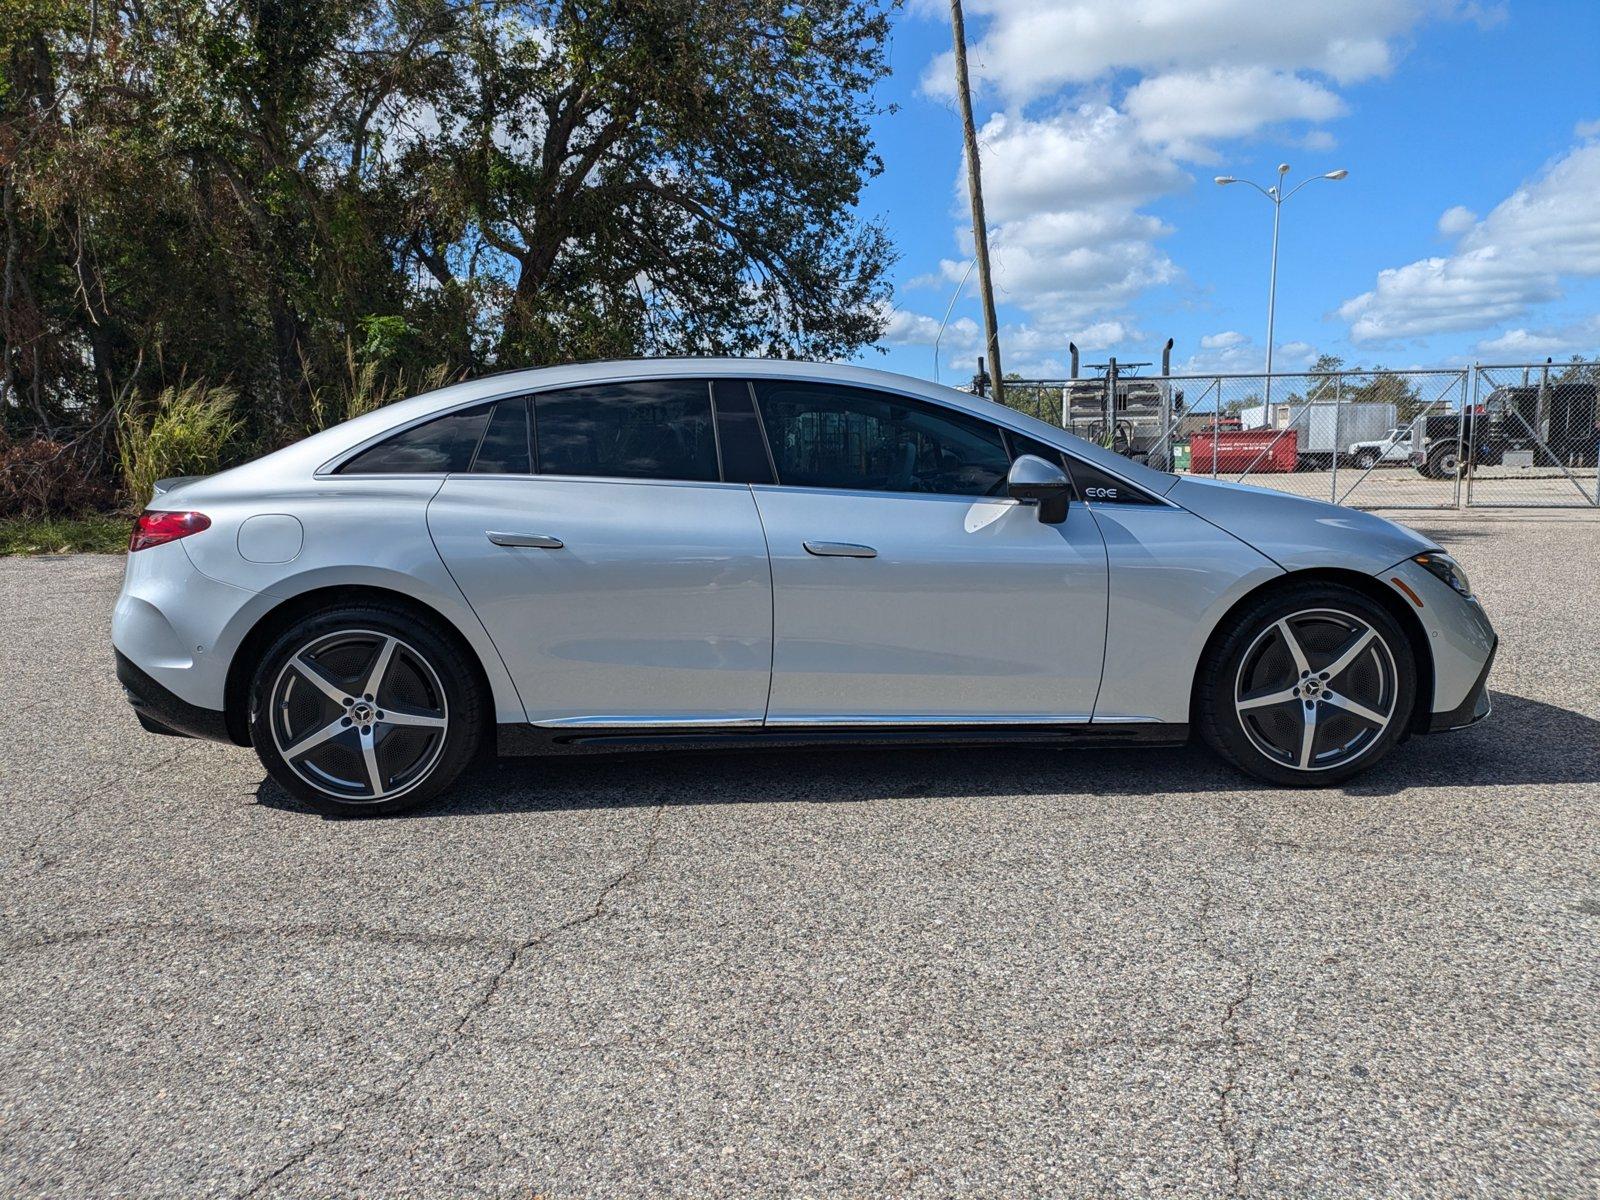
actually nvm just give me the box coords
[130,510,211,552]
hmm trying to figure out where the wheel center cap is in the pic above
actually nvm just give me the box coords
[351,701,375,724]
[1302,678,1323,698]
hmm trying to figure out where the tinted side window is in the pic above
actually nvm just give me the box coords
[753,382,1010,496]
[339,405,490,475]
[471,397,531,474]
[533,381,719,482]
[1004,430,1070,470]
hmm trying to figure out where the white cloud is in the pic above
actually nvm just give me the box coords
[905,0,1494,360]
[1474,315,1600,359]
[1577,117,1600,140]
[1177,336,1318,374]
[1125,67,1346,159]
[976,106,1185,222]
[876,307,1138,378]
[1437,205,1477,236]
[1070,320,1130,350]
[985,209,1179,314]
[939,108,1184,327]
[1473,328,1568,357]
[880,308,979,349]
[1340,142,1600,342]
[919,0,1462,106]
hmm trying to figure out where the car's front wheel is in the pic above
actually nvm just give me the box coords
[249,604,484,816]
[1196,584,1417,787]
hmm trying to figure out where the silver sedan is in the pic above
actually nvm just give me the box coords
[112,359,1497,816]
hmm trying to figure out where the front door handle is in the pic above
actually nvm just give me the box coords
[803,541,876,559]
[487,531,564,549]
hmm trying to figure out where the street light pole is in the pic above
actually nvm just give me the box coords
[1216,164,1348,408]
[1264,174,1284,389]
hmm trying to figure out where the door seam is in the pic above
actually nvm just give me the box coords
[745,484,779,725]
[424,478,531,719]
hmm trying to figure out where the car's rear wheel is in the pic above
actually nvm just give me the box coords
[249,605,484,816]
[1196,584,1417,787]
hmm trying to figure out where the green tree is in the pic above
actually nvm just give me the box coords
[1,0,898,500]
[406,0,895,365]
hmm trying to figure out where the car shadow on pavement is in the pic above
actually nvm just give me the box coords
[251,691,1600,818]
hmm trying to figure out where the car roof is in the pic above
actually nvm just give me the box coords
[251,358,1179,495]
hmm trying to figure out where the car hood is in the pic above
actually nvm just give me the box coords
[1168,476,1438,573]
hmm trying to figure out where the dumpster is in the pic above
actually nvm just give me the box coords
[1188,428,1299,474]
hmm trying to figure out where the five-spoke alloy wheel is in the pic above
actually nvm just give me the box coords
[1198,584,1417,787]
[250,605,483,816]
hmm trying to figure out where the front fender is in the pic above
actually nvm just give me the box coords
[1168,476,1436,572]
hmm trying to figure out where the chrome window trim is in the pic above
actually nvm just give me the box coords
[444,473,756,492]
[313,369,1178,509]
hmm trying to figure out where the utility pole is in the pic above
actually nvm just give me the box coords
[949,0,1003,404]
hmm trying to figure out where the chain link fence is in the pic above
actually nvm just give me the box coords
[997,362,1600,510]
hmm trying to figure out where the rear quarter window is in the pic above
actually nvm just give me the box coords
[339,406,491,475]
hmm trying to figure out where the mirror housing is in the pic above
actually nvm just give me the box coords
[1007,454,1071,524]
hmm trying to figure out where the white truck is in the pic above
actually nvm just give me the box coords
[1237,401,1398,469]
[1345,425,1417,470]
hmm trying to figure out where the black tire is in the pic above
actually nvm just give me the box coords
[1195,583,1417,788]
[248,603,485,816]
[1426,445,1462,479]
[1353,450,1379,471]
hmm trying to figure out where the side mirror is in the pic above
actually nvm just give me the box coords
[1007,454,1071,524]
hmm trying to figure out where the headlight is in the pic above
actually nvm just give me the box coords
[1414,552,1472,599]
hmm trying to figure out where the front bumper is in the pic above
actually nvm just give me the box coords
[1425,637,1496,733]
[116,650,234,743]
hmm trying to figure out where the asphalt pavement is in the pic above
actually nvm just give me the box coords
[1,510,1596,1198]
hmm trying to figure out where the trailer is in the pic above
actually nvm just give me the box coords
[1237,401,1397,469]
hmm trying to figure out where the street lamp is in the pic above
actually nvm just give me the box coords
[1216,164,1348,405]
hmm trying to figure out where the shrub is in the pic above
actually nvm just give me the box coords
[0,436,116,519]
[117,382,243,508]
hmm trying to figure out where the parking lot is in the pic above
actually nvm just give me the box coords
[1178,465,1599,509]
[1,511,1596,1198]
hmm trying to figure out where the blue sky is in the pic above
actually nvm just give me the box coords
[858,0,1600,382]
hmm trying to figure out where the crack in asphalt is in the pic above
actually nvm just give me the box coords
[0,920,524,958]
[231,798,668,1200]
[1195,884,1258,1198]
[8,746,190,877]
[1216,969,1257,1197]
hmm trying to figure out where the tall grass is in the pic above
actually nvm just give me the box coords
[117,382,243,507]
[307,346,458,432]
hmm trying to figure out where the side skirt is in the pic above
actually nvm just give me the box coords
[495,722,1191,758]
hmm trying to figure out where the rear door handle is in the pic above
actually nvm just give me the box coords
[487,531,564,549]
[803,541,876,559]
